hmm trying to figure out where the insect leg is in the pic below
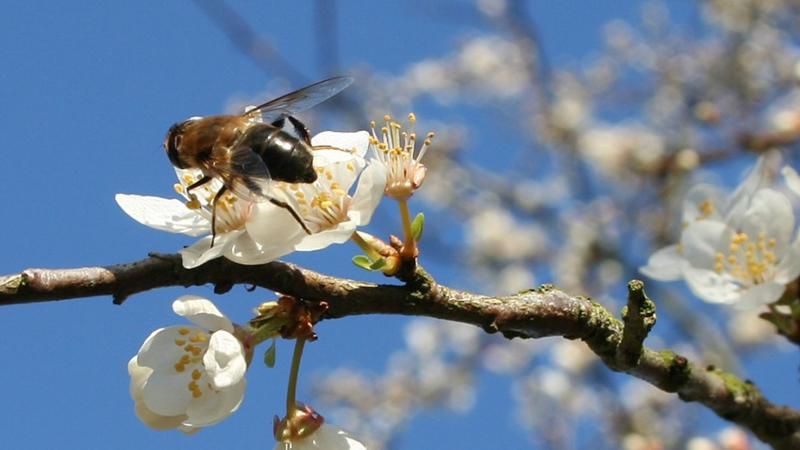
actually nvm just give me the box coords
[210,186,228,248]
[186,175,214,192]
[271,116,286,129]
[287,115,312,144]
[267,196,312,235]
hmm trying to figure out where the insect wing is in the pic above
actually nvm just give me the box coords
[244,76,353,123]
[212,146,273,203]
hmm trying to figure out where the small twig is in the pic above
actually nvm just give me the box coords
[618,279,657,366]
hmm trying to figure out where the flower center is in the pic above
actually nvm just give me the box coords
[713,230,778,284]
[174,172,251,234]
[173,327,213,399]
[697,199,715,220]
[280,166,353,232]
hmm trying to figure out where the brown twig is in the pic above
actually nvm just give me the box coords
[1,255,799,449]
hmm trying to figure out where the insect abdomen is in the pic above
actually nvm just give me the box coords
[238,124,317,183]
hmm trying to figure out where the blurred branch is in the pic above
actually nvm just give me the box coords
[191,0,308,82]
[314,0,340,74]
[1,255,798,449]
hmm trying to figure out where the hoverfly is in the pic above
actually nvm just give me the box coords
[163,76,353,246]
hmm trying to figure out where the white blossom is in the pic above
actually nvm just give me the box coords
[128,295,247,431]
[642,156,800,308]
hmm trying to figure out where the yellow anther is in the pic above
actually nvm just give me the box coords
[370,120,376,128]
[174,363,186,372]
[383,114,392,121]
[174,183,185,194]
[185,197,201,210]
[408,112,416,122]
[727,255,738,265]
[697,199,715,219]
[178,327,191,335]
[192,369,202,381]
[190,332,207,343]
[180,354,191,363]
[182,174,194,184]
[174,339,186,346]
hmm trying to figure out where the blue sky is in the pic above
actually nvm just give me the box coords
[0,2,788,450]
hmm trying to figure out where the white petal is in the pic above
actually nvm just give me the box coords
[295,221,357,251]
[179,231,242,269]
[203,331,247,389]
[683,267,740,304]
[129,355,189,430]
[312,131,369,158]
[247,201,309,247]
[739,189,794,251]
[134,401,187,431]
[324,156,365,191]
[773,233,800,283]
[275,424,367,450]
[349,162,387,226]
[115,194,210,237]
[141,369,194,417]
[173,295,233,333]
[782,166,800,197]
[725,154,770,217]
[681,220,728,270]
[128,356,151,401]
[225,232,297,265]
[639,245,685,281]
[136,326,191,370]
[735,282,785,310]
[184,379,246,427]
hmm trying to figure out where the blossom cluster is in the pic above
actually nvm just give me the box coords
[118,112,438,449]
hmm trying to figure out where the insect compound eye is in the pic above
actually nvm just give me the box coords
[164,122,186,168]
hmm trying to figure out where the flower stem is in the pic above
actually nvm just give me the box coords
[286,337,307,416]
[351,232,381,260]
[397,199,417,258]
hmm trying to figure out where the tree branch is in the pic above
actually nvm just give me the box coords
[1,255,798,449]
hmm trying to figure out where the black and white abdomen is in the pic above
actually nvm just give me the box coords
[238,123,317,184]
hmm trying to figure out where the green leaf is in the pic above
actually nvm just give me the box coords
[410,212,425,241]
[264,339,277,368]
[352,255,373,271]
[369,258,387,270]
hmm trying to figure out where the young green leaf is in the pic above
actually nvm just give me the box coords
[411,212,425,241]
[264,339,277,368]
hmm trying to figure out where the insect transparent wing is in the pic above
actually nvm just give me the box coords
[212,146,273,203]
[244,76,353,123]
